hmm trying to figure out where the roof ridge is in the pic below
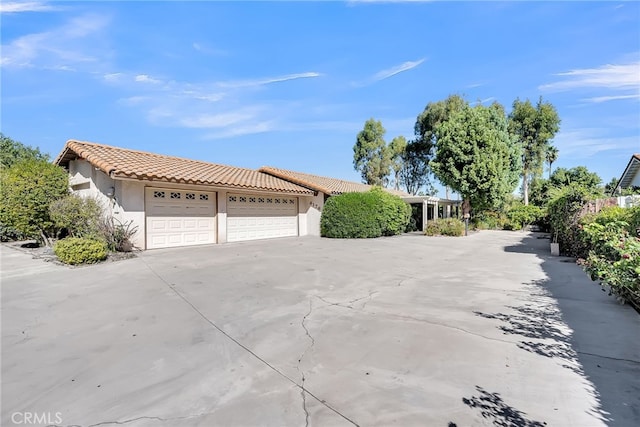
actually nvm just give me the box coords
[66,139,260,174]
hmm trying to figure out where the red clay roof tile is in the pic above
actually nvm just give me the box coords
[55,140,314,194]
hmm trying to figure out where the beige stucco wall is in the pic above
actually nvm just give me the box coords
[68,159,320,249]
[301,192,325,236]
[68,160,146,249]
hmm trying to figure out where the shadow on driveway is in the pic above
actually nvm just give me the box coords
[461,233,640,426]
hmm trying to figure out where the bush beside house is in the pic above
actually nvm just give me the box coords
[320,188,410,238]
[425,218,465,236]
[53,237,108,265]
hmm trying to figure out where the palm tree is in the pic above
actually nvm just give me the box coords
[545,145,559,179]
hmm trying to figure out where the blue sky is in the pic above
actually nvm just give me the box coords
[2,1,639,194]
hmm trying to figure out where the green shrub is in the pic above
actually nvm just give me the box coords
[320,188,410,238]
[425,218,465,236]
[548,184,591,257]
[472,211,509,230]
[507,204,544,230]
[0,159,68,245]
[580,220,640,309]
[50,195,103,238]
[54,237,108,265]
[0,222,26,242]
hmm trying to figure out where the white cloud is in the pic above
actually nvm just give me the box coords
[582,94,640,103]
[180,112,255,129]
[0,1,59,13]
[135,74,162,84]
[218,72,321,89]
[103,72,123,82]
[372,58,426,82]
[539,61,640,92]
[1,13,110,69]
[554,128,640,157]
[203,122,276,139]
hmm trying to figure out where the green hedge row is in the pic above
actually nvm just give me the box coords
[320,188,410,238]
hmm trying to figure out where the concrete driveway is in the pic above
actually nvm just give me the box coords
[2,231,639,427]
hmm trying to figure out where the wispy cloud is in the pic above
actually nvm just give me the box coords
[192,42,226,56]
[179,111,257,129]
[203,121,276,140]
[1,13,110,69]
[108,69,322,138]
[554,128,640,157]
[135,74,162,84]
[539,61,640,92]
[582,94,640,103]
[0,1,59,13]
[217,72,321,89]
[372,58,426,81]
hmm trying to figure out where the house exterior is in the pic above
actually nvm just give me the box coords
[54,140,413,249]
[614,154,640,194]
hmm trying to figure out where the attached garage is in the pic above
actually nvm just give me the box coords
[227,193,298,242]
[145,188,216,249]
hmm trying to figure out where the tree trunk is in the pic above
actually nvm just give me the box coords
[548,161,553,179]
[523,171,529,205]
[39,229,51,247]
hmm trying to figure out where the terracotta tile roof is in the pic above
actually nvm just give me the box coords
[55,140,313,194]
[259,166,410,197]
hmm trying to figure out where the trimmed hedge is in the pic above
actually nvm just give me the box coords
[320,188,410,238]
[425,218,465,236]
[54,237,108,265]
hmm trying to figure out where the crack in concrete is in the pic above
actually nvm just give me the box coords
[297,299,315,427]
[315,290,378,311]
[139,259,361,426]
[316,294,515,347]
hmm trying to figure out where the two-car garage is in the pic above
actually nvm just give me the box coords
[145,188,299,249]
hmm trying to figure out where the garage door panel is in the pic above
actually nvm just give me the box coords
[227,194,298,242]
[145,189,216,249]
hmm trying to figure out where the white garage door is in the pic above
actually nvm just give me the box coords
[227,194,298,242]
[145,188,216,249]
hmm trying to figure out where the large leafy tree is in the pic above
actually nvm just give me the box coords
[0,159,69,245]
[400,94,467,196]
[1,133,49,168]
[414,94,467,150]
[431,101,522,217]
[399,139,432,195]
[550,166,602,194]
[388,136,407,190]
[508,97,560,205]
[353,118,391,186]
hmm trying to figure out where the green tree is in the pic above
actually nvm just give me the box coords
[405,94,467,196]
[431,101,522,218]
[415,94,467,150]
[545,145,559,179]
[508,97,561,205]
[388,136,407,190]
[605,177,620,195]
[550,166,602,195]
[0,133,49,168]
[353,118,390,186]
[0,159,69,245]
[399,139,433,195]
